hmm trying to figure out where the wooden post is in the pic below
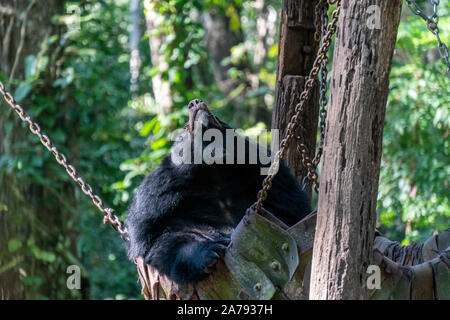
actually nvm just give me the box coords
[272,0,320,193]
[309,0,403,299]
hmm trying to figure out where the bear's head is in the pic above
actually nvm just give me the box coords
[170,99,272,170]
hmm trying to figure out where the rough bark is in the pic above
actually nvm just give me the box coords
[0,0,63,299]
[309,0,403,300]
[144,0,172,114]
[0,0,80,299]
[271,0,320,190]
[129,0,142,96]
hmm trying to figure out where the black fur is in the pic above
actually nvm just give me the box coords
[125,100,311,284]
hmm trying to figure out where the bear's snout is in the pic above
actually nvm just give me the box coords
[188,99,209,133]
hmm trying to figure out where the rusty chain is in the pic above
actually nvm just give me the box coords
[314,0,327,42]
[406,0,450,78]
[253,0,340,213]
[314,1,330,169]
[0,80,129,242]
[300,0,330,194]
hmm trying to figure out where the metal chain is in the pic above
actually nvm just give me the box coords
[314,0,327,42]
[0,80,129,241]
[297,143,319,192]
[253,0,341,213]
[300,0,330,194]
[314,2,330,168]
[406,0,450,77]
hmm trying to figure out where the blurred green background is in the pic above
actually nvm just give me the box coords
[0,0,448,299]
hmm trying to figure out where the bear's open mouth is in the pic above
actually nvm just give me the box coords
[188,107,200,133]
[187,99,222,133]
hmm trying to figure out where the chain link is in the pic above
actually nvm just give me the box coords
[253,0,341,213]
[315,2,329,168]
[406,0,450,77]
[298,1,329,194]
[0,80,129,242]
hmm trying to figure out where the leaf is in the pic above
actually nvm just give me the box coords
[32,247,56,263]
[169,68,181,83]
[8,238,22,252]
[226,6,240,31]
[14,82,34,102]
[78,48,97,56]
[151,138,167,150]
[268,44,278,58]
[140,118,159,136]
[24,55,38,80]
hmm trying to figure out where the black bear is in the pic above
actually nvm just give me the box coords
[125,99,311,284]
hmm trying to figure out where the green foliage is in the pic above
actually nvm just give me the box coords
[378,2,450,244]
[60,0,149,298]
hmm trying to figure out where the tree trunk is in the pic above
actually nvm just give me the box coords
[309,0,403,300]
[144,0,172,114]
[271,0,320,190]
[129,0,142,97]
[202,7,244,97]
[0,0,80,299]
